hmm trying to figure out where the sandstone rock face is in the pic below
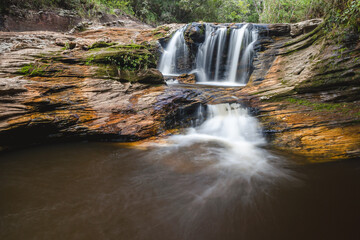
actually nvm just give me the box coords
[0,24,199,151]
[267,23,291,36]
[242,21,360,162]
[290,18,323,37]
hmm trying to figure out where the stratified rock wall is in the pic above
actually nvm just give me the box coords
[0,23,202,151]
[241,20,360,162]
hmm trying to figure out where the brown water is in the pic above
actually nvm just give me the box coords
[0,142,359,240]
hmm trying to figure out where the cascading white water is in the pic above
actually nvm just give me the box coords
[157,103,289,199]
[237,30,258,83]
[169,104,273,167]
[214,27,227,81]
[158,26,189,76]
[192,25,228,82]
[158,23,258,86]
[226,24,249,83]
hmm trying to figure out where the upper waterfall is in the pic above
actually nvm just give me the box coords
[158,23,258,86]
[158,26,189,76]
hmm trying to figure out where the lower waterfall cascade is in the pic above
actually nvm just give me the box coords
[159,103,291,189]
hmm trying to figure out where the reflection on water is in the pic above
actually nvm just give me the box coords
[0,104,359,240]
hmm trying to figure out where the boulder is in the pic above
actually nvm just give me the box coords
[55,38,66,47]
[119,68,164,84]
[69,21,92,34]
[67,41,76,49]
[184,23,206,44]
[90,44,157,70]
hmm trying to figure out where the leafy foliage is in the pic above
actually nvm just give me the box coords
[256,0,360,24]
[1,0,359,28]
[0,0,133,16]
[326,0,360,31]
[114,0,360,26]
[128,0,258,24]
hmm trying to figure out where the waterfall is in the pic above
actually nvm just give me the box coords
[158,26,189,76]
[157,103,289,202]
[237,30,258,83]
[226,24,249,83]
[192,25,228,82]
[170,103,267,153]
[158,23,258,85]
[214,27,227,81]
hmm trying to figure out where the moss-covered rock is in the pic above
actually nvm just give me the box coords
[17,63,60,77]
[88,41,115,49]
[119,68,164,84]
[95,65,164,84]
[184,23,206,45]
[85,42,163,84]
[87,44,157,70]
[294,42,360,101]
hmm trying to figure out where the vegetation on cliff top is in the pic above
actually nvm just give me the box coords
[0,0,134,17]
[1,0,359,26]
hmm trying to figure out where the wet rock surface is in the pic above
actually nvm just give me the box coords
[0,18,359,162]
[175,74,197,84]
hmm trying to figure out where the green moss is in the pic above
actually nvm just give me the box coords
[154,32,166,39]
[282,30,324,56]
[18,64,47,76]
[86,43,157,70]
[159,26,170,31]
[85,55,95,65]
[113,44,145,49]
[153,26,171,33]
[94,65,119,79]
[199,24,205,35]
[90,44,146,52]
[286,97,360,117]
[94,65,163,84]
[89,41,115,50]
[287,97,342,110]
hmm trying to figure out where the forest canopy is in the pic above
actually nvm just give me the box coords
[1,0,359,27]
